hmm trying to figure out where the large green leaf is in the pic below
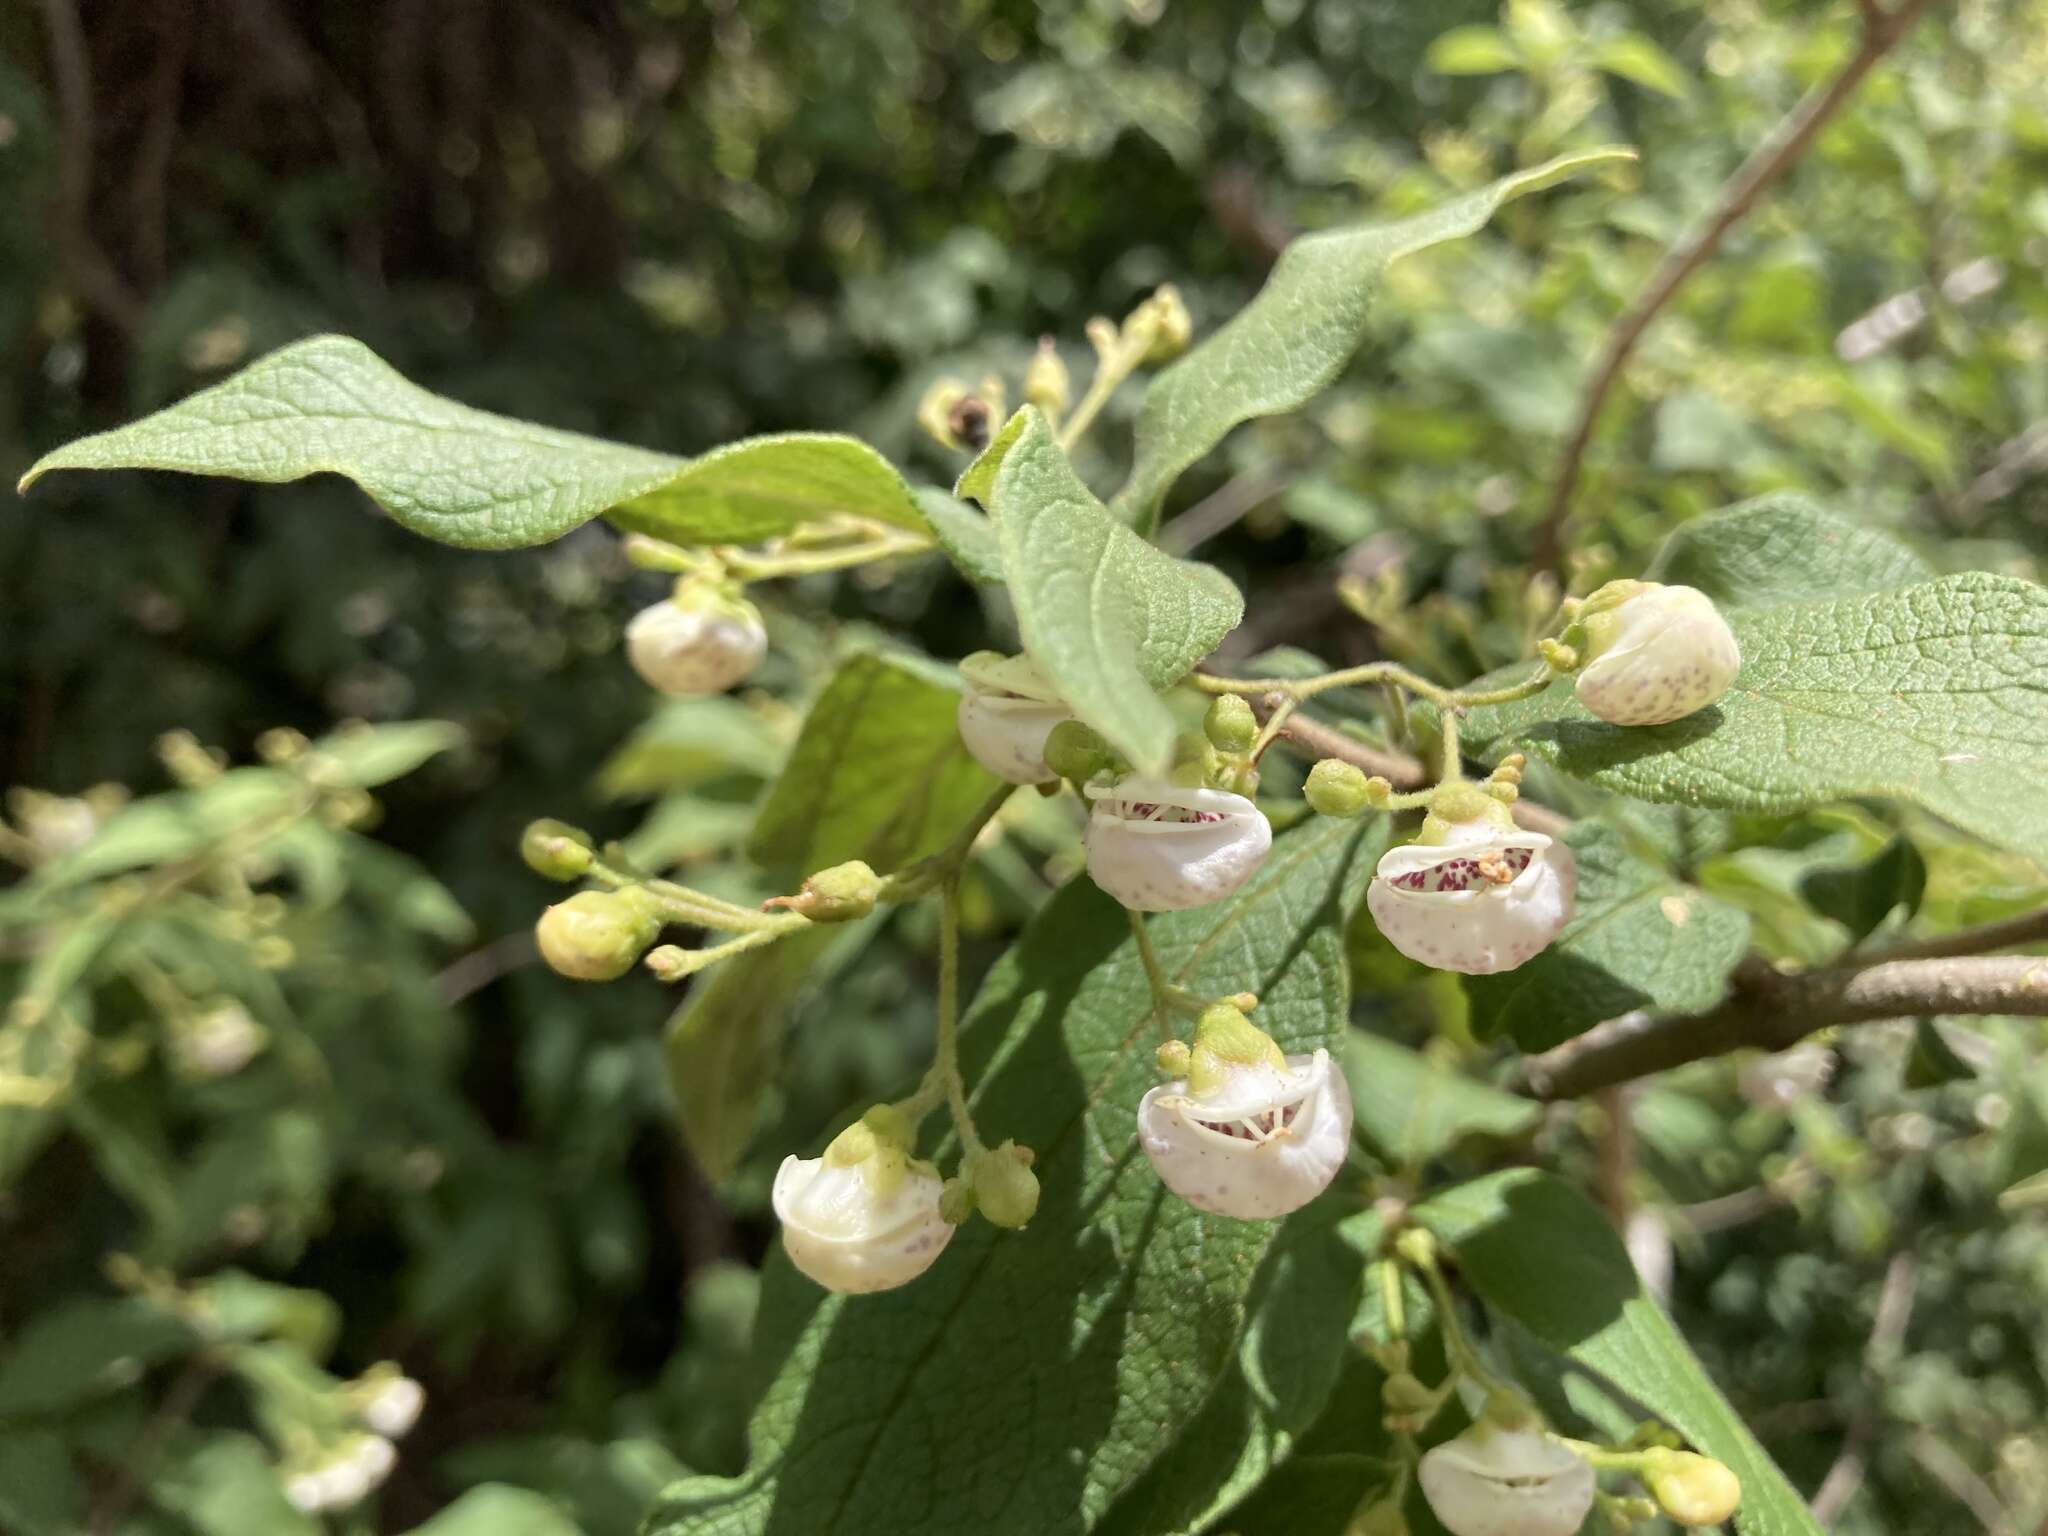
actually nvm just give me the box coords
[1417,1170,1822,1536]
[976,407,1242,773]
[399,1485,584,1536]
[1344,1034,1539,1166]
[746,651,1000,879]
[1645,495,1931,609]
[648,815,1380,1536]
[19,336,929,552]
[1462,573,2048,859]
[1465,822,1751,1052]
[1112,148,1633,526]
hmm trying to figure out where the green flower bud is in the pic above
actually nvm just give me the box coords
[1138,284,1193,364]
[1186,1002,1287,1097]
[1043,719,1112,782]
[765,860,882,923]
[970,1140,1041,1229]
[1641,1449,1742,1528]
[522,819,594,881]
[536,888,660,982]
[1304,759,1371,818]
[1156,1039,1192,1076]
[1024,337,1070,416]
[1203,694,1258,754]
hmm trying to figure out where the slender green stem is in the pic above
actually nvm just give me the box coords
[1058,333,1150,451]
[584,861,777,933]
[1438,708,1463,784]
[1128,909,1186,1039]
[723,529,933,581]
[1381,682,1412,752]
[1197,661,1458,708]
[880,783,1017,903]
[936,879,984,1157]
[1452,663,1556,709]
[1415,1255,1514,1400]
[1381,1259,1407,1344]
[1247,695,1297,763]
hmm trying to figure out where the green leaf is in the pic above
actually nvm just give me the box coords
[747,650,1000,878]
[1417,1169,1822,1536]
[1465,822,1752,1052]
[596,697,785,800]
[1344,1033,1539,1165]
[305,719,465,788]
[1112,148,1633,525]
[1903,1016,1982,1088]
[607,433,931,545]
[1593,33,1694,99]
[0,1298,192,1417]
[914,485,1006,584]
[648,816,1382,1536]
[980,408,1243,773]
[399,1485,584,1536]
[1645,495,1931,610]
[151,1434,320,1536]
[20,335,931,552]
[1462,574,2048,859]
[1424,25,1523,74]
[1801,834,1926,944]
[0,1430,82,1536]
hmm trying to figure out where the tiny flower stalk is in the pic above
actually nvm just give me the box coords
[1138,1003,1352,1219]
[956,650,1075,785]
[625,577,767,696]
[1367,784,1576,975]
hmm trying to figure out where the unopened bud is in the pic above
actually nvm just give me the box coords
[522,819,594,881]
[1024,337,1071,416]
[1043,719,1112,783]
[970,1141,1040,1229]
[1641,1449,1742,1527]
[536,888,659,982]
[917,379,971,450]
[1137,284,1193,364]
[1304,759,1372,818]
[1203,694,1258,754]
[764,860,882,923]
[1156,1040,1192,1076]
[255,727,308,764]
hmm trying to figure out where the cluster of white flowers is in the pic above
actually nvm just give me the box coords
[283,1434,398,1514]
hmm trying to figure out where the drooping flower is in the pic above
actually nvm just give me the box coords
[1418,1425,1595,1536]
[1572,580,1740,727]
[955,651,1073,784]
[625,585,767,696]
[1367,791,1574,976]
[1139,1005,1352,1219]
[1086,775,1271,912]
[773,1115,953,1294]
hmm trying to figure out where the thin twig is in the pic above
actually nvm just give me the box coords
[1533,0,1945,573]
[433,931,538,1005]
[38,0,147,333]
[1157,466,1295,555]
[1521,952,2048,1100]
[1811,1250,1919,1527]
[1870,906,2048,964]
[86,1354,219,1535]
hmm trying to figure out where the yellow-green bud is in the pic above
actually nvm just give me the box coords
[536,888,660,982]
[1169,733,1222,787]
[1156,1039,1192,1076]
[1186,1002,1287,1096]
[917,378,971,450]
[522,819,595,881]
[1304,759,1372,818]
[1024,337,1071,416]
[970,1140,1041,1229]
[1642,1449,1742,1527]
[765,860,882,923]
[1203,694,1258,754]
[1138,284,1193,364]
[1043,719,1112,782]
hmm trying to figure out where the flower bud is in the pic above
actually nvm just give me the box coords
[1024,337,1071,416]
[1137,284,1193,364]
[535,888,660,982]
[521,818,594,881]
[1086,775,1272,912]
[1418,1426,1595,1536]
[765,860,882,923]
[1571,580,1740,727]
[1043,719,1113,783]
[1138,1005,1352,1219]
[969,1140,1041,1229]
[349,1367,425,1439]
[626,587,767,697]
[1203,694,1258,754]
[171,1000,266,1081]
[917,378,971,449]
[1304,759,1374,818]
[773,1118,953,1293]
[1642,1449,1742,1527]
[1367,791,1575,975]
[957,651,1074,784]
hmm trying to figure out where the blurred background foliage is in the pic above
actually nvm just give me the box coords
[2,0,2045,1531]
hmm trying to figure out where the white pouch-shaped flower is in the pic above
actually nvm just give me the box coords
[1139,1047,1351,1218]
[1573,580,1740,727]
[625,587,767,696]
[955,650,1073,784]
[1086,775,1272,912]
[1418,1425,1596,1536]
[773,1121,953,1294]
[1368,803,1575,976]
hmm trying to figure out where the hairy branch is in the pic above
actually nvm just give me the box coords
[1533,0,1944,573]
[1522,951,2048,1100]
